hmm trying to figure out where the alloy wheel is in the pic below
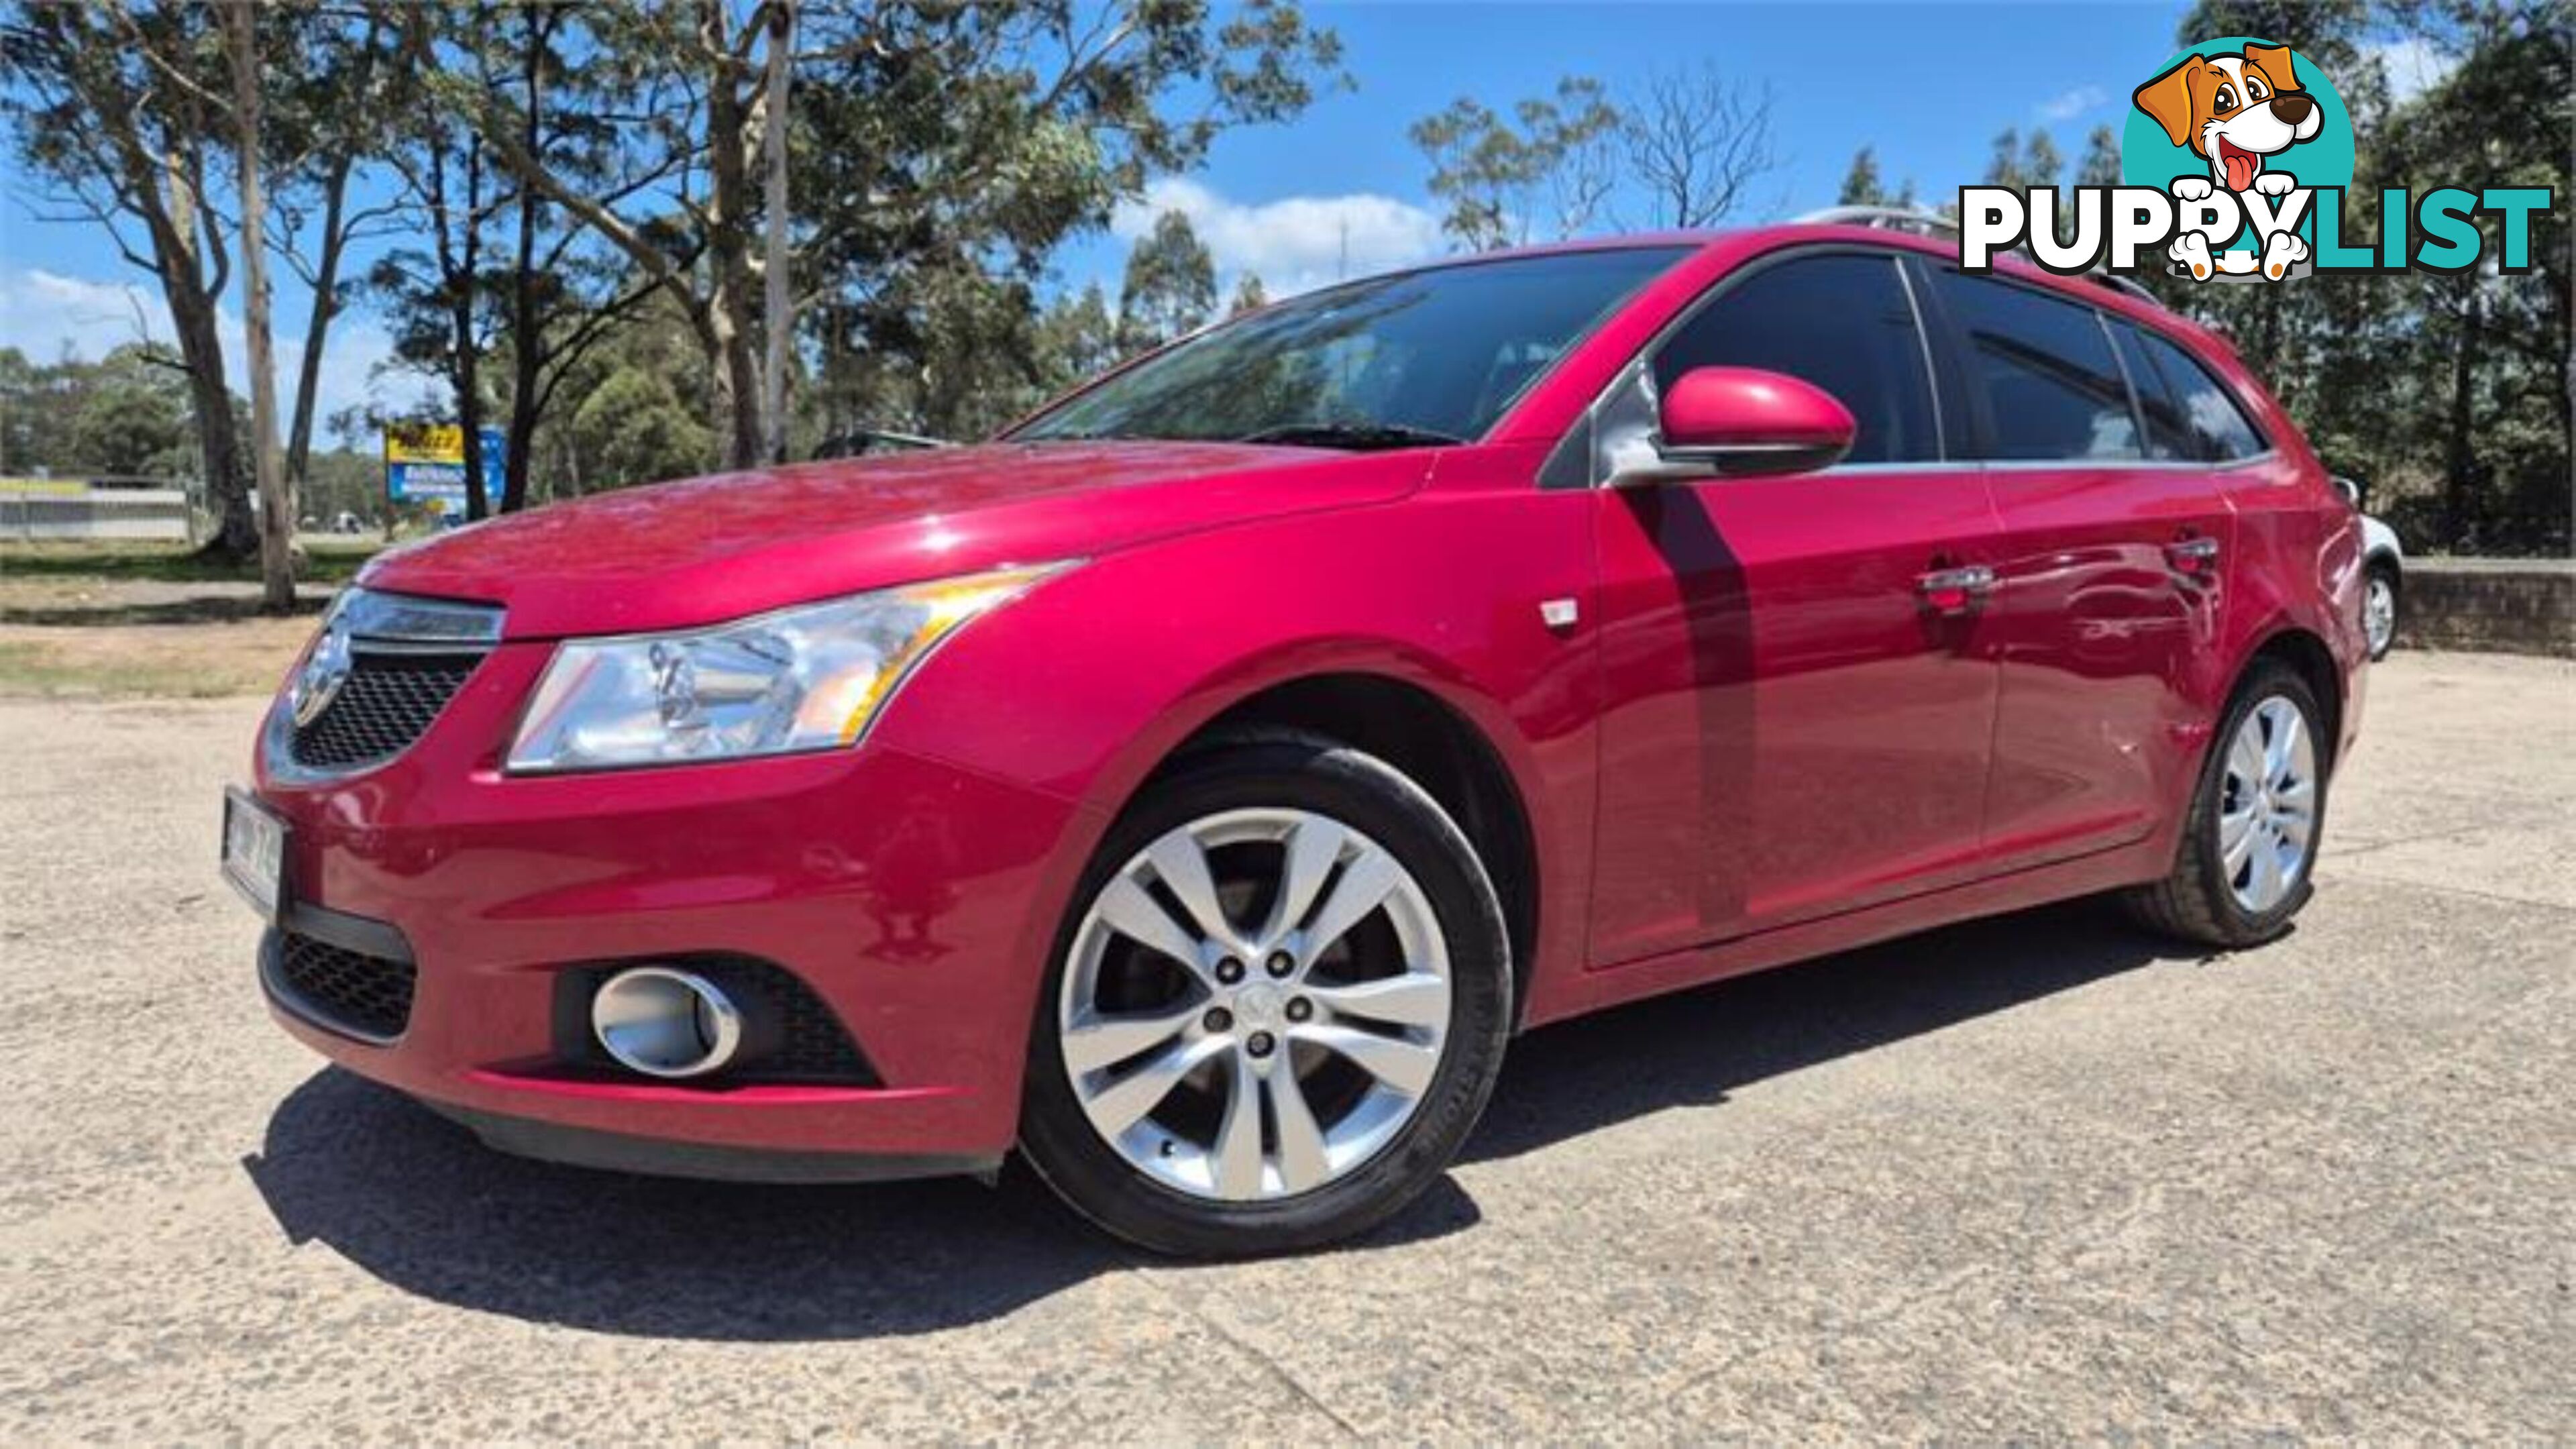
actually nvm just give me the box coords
[1057,807,1454,1203]
[2218,695,2318,914]
[2365,576,2397,657]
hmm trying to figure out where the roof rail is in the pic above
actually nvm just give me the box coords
[1794,203,2167,310]
[2089,271,2163,306]
[1792,205,1959,239]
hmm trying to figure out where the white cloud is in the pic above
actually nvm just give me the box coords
[2035,85,2108,123]
[1110,177,1448,299]
[0,266,432,446]
[2365,36,2457,105]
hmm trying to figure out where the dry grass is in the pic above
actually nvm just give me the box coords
[0,539,363,698]
[0,620,311,699]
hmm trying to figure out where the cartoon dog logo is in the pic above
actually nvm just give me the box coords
[2133,42,2323,280]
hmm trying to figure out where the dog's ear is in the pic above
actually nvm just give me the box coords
[2134,56,2209,149]
[2243,42,2302,93]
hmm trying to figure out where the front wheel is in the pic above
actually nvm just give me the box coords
[1018,735,1512,1257]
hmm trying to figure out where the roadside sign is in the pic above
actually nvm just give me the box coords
[384,424,505,514]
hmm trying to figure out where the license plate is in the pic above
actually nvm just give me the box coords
[221,788,287,921]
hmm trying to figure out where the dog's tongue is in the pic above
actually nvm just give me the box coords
[2222,144,2259,191]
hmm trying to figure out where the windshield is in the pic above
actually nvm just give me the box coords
[1010,246,1693,447]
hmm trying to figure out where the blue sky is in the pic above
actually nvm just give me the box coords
[1071,0,2198,292]
[1,2,2444,445]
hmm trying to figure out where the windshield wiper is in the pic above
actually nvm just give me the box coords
[1234,421,1464,451]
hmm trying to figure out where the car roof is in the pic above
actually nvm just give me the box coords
[1465,223,2198,333]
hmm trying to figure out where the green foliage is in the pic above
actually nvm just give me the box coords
[0,344,195,479]
[1984,127,2065,191]
[1411,77,1623,249]
[2076,125,2122,187]
[1839,148,1888,207]
[2139,0,2569,555]
[572,366,716,492]
[1118,211,1219,355]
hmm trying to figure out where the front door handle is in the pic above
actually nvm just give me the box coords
[2165,535,2222,576]
[1916,564,1996,614]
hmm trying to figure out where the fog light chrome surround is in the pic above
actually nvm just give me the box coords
[591,966,743,1079]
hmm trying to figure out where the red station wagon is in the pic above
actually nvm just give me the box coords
[227,221,2369,1255]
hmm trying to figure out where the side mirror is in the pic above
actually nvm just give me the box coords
[2331,474,2367,511]
[1621,366,1857,485]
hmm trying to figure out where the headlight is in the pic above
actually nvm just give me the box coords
[505,564,1065,773]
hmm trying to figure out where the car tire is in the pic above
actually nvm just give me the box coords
[2364,560,2400,661]
[1018,732,1512,1258]
[2125,659,2331,948]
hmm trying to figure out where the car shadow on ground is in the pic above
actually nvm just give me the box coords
[1468,899,2212,1163]
[243,898,2204,1342]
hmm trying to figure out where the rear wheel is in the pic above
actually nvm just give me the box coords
[2127,661,2328,947]
[1018,735,1511,1257]
[2364,561,2400,661]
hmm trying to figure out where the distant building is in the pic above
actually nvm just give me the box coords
[0,476,193,541]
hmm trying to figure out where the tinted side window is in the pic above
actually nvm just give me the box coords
[2108,321,2196,460]
[1653,254,1938,465]
[2136,329,2269,462]
[1933,271,2139,462]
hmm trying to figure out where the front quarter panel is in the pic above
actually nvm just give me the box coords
[866,443,1602,1046]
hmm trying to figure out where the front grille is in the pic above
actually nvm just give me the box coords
[290,650,482,769]
[271,930,417,1041]
[763,968,878,1084]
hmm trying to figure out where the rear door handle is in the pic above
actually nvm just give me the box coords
[2166,536,2222,575]
[1916,564,1996,613]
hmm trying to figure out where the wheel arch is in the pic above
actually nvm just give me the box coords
[1150,671,1544,1028]
[2239,625,2346,769]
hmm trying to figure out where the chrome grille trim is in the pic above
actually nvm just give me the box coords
[264,588,503,784]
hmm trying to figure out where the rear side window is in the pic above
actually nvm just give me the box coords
[1652,253,1939,465]
[2132,328,2270,462]
[2107,322,2197,461]
[1931,270,2139,462]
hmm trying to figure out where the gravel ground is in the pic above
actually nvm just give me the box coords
[3,651,2571,1442]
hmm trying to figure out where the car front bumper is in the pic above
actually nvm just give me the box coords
[248,644,1100,1179]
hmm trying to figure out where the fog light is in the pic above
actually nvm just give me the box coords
[591,967,742,1079]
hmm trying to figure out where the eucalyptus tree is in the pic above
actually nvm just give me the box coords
[372,1,680,514]
[3,0,408,569]
[1118,210,1218,355]
[445,0,1344,473]
[1411,77,1623,250]
[3,1,252,554]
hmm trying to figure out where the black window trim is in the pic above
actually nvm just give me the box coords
[1543,241,1956,489]
[2102,311,2197,463]
[2114,313,2277,465]
[1543,242,2282,488]
[1919,260,2277,470]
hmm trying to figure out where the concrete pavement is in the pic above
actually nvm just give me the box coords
[2,651,2569,1440]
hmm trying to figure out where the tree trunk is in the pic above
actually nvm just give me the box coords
[2443,278,2483,552]
[759,0,796,466]
[703,0,766,470]
[453,141,490,521]
[227,0,296,613]
[142,142,253,559]
[165,280,254,558]
[502,3,545,515]
[286,151,354,492]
